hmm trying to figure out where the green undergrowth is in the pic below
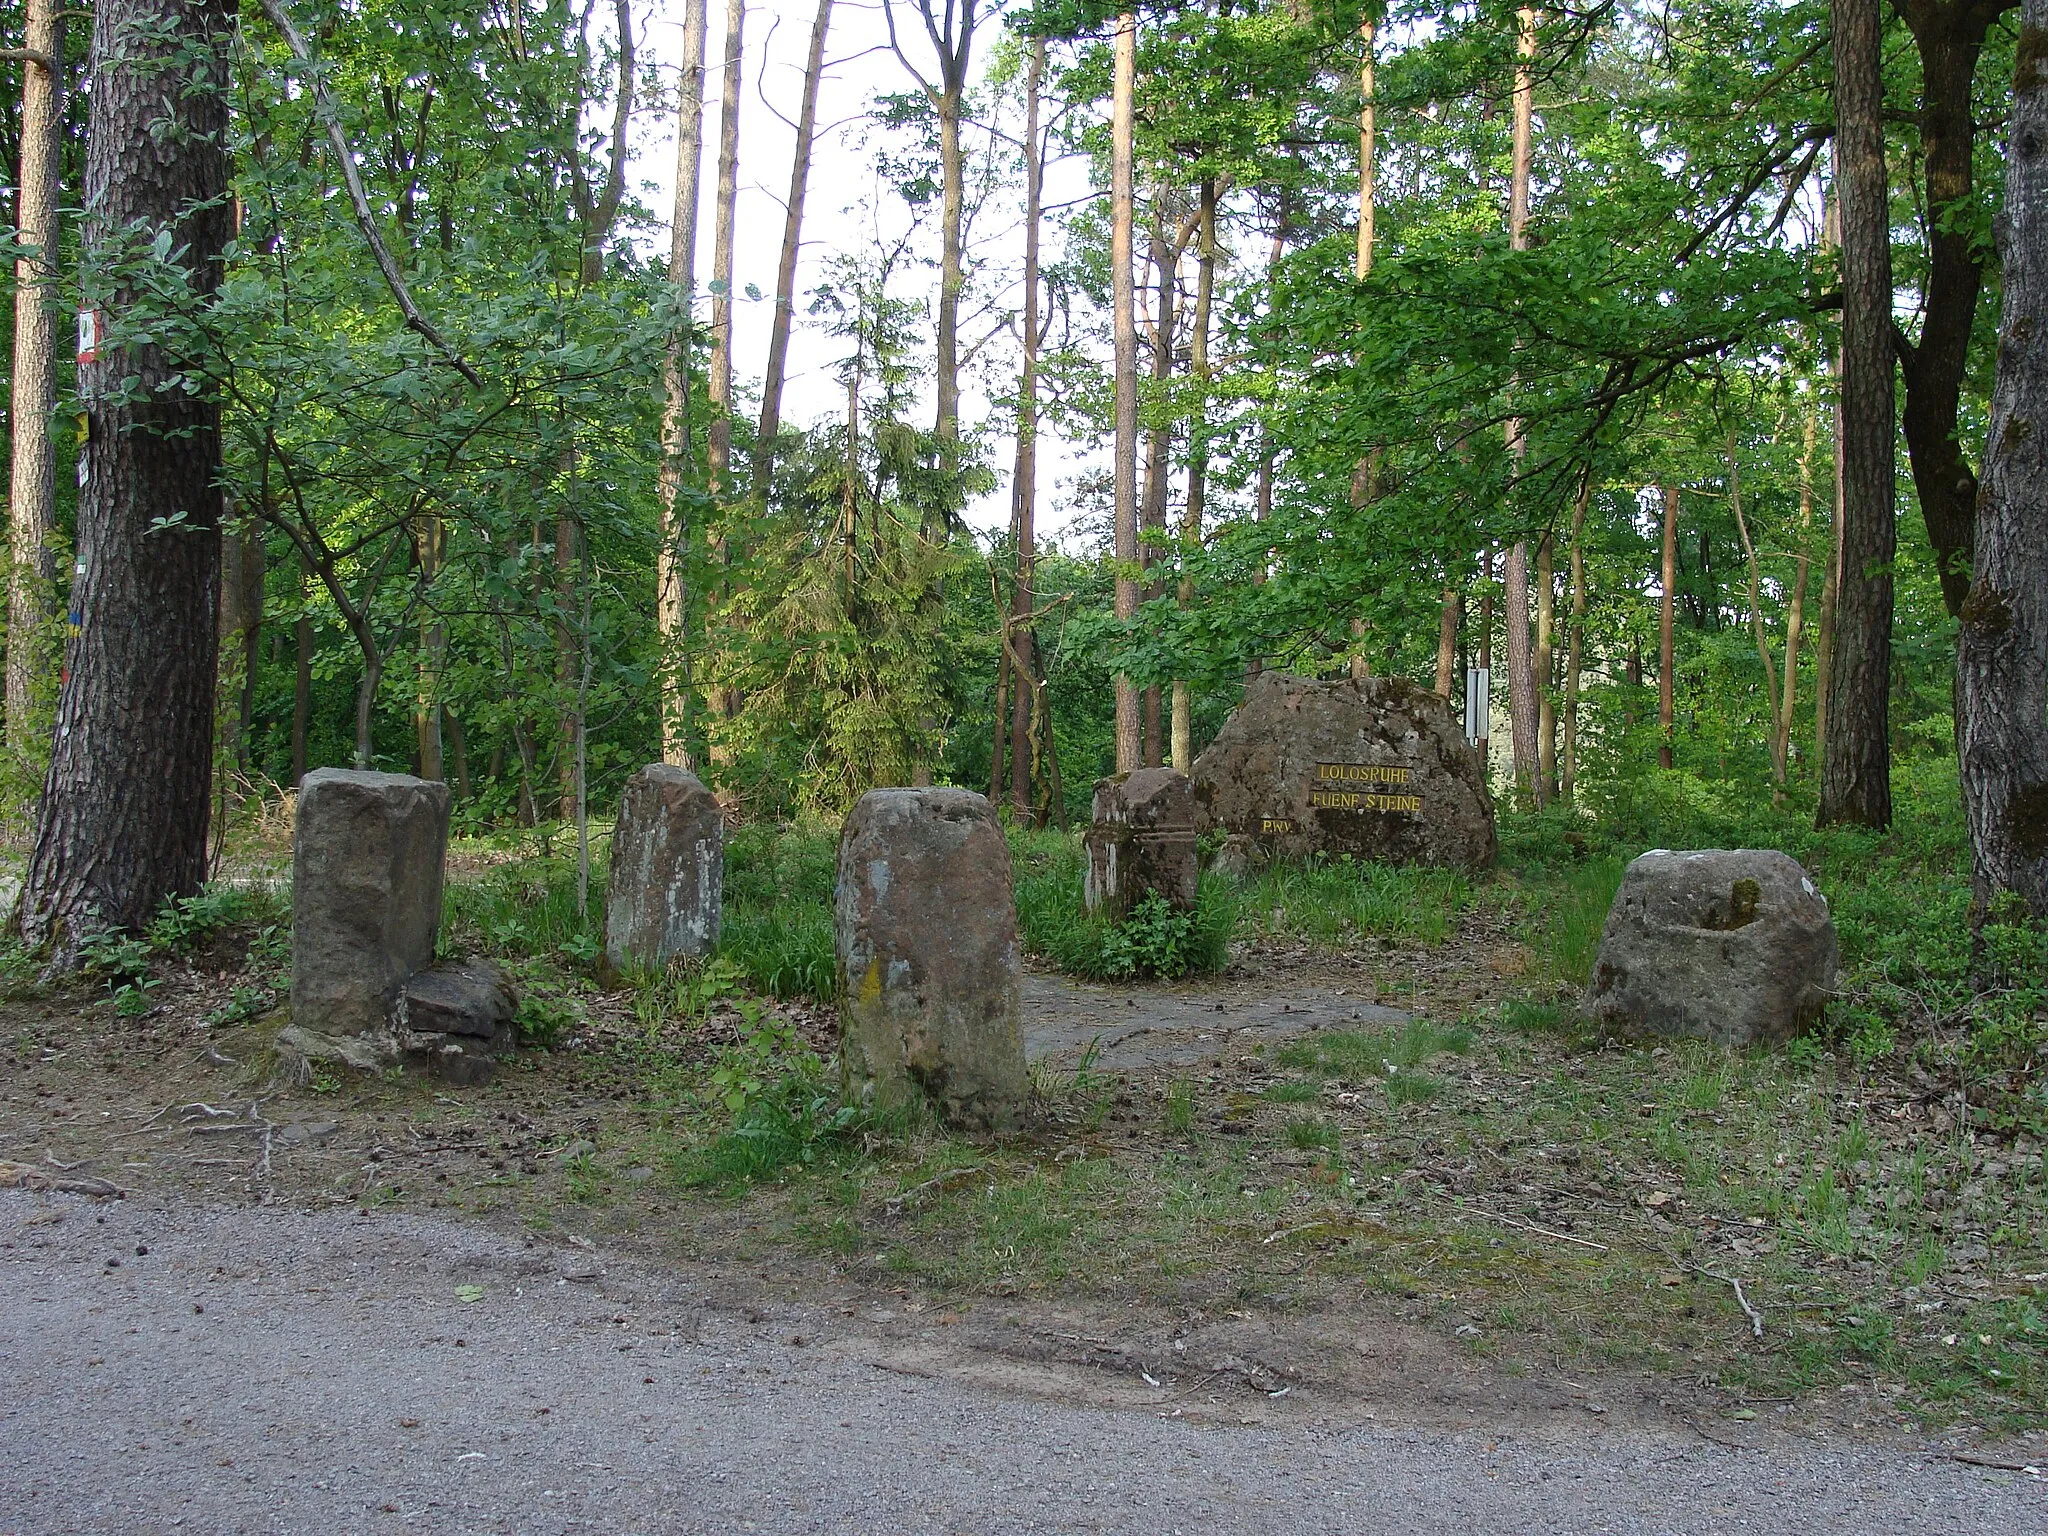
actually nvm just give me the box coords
[1234,854,1471,946]
[1010,827,1236,980]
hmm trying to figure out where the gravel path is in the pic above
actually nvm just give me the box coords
[2,1191,2040,1535]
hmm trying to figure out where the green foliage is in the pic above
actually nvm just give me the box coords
[680,1004,866,1190]
[1235,855,1468,946]
[444,853,605,969]
[717,822,840,1002]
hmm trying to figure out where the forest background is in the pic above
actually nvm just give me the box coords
[0,0,1992,843]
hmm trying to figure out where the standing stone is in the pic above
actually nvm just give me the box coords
[1084,767,1198,919]
[603,764,723,974]
[1191,671,1494,871]
[836,788,1025,1130]
[1584,849,1838,1047]
[289,769,449,1044]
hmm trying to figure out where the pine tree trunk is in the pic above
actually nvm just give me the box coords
[1172,175,1217,774]
[1659,483,1678,770]
[1434,588,1460,698]
[1730,433,1784,790]
[935,88,964,454]
[1110,12,1140,774]
[1561,466,1591,802]
[6,0,62,763]
[705,0,744,501]
[19,0,233,957]
[1008,38,1045,817]
[1775,410,1817,783]
[1958,0,2048,920]
[1500,4,1541,803]
[291,576,312,787]
[756,0,832,493]
[1821,0,1897,829]
[655,0,709,768]
[1535,530,1556,800]
[1141,217,1174,769]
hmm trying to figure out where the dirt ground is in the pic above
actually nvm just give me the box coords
[1,909,2042,1460]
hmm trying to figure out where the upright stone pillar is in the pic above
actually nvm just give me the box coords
[603,764,724,974]
[1084,767,1198,919]
[836,788,1025,1130]
[289,770,450,1042]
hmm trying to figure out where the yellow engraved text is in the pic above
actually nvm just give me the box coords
[1308,789,1423,813]
[1315,761,1413,785]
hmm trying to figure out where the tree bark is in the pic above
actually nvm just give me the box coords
[1535,530,1556,799]
[414,514,444,780]
[656,0,709,768]
[1111,11,1140,773]
[1776,410,1819,784]
[6,0,62,761]
[1895,0,2011,620]
[1729,432,1784,791]
[756,0,833,493]
[1957,0,2048,919]
[218,512,265,781]
[1434,587,1460,699]
[1501,4,1541,803]
[706,0,745,501]
[1008,36,1045,818]
[1821,0,1897,829]
[1140,215,1175,768]
[1561,465,1591,802]
[19,0,234,957]
[1172,175,1217,774]
[1659,483,1678,770]
[291,569,312,787]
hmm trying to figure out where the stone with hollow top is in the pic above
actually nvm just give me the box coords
[1584,848,1837,1047]
[835,788,1024,1130]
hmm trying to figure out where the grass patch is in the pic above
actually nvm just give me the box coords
[1235,854,1469,946]
[1012,829,1235,981]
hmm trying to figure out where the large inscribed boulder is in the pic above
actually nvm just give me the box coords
[289,769,449,1040]
[1191,672,1494,871]
[1584,849,1837,1047]
[835,788,1025,1130]
[603,764,723,974]
[1084,767,1198,919]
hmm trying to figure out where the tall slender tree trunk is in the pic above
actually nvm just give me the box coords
[756,0,832,494]
[291,567,312,786]
[703,0,745,752]
[218,513,265,782]
[1008,37,1046,818]
[656,0,709,768]
[1110,11,1140,774]
[1434,589,1460,698]
[1535,530,1556,799]
[1958,0,2048,920]
[1815,403,1844,764]
[1501,4,1542,804]
[1822,0,1897,829]
[1729,432,1784,792]
[706,0,744,501]
[415,516,445,780]
[19,0,234,958]
[1896,0,1998,620]
[934,90,964,454]
[1561,464,1591,802]
[1347,17,1379,686]
[1172,176,1217,774]
[1140,216,1175,768]
[7,0,62,764]
[1659,483,1679,770]
[1775,409,1817,783]
[1247,211,1288,682]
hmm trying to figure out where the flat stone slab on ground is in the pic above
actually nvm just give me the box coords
[1021,971,1409,1070]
